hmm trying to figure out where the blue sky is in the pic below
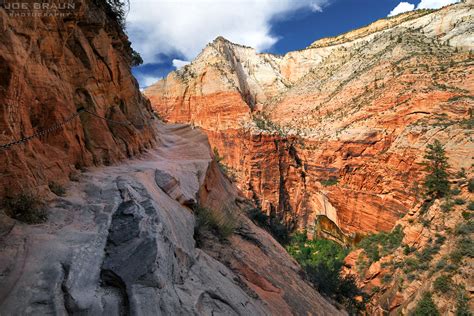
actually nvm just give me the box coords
[127,0,460,88]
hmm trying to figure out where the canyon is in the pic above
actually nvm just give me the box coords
[145,2,474,313]
[146,1,474,240]
[0,0,473,314]
[0,1,340,315]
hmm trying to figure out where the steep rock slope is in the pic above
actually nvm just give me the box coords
[0,123,341,315]
[342,180,473,314]
[146,1,474,237]
[0,1,156,197]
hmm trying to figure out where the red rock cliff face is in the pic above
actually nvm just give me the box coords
[146,2,474,237]
[0,1,156,196]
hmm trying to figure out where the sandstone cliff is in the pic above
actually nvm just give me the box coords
[0,0,156,197]
[146,1,474,238]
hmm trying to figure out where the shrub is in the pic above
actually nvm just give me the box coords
[3,191,47,224]
[455,221,474,235]
[356,253,369,275]
[422,140,450,198]
[435,258,447,271]
[449,238,474,265]
[382,274,393,284]
[372,286,380,293]
[435,235,446,246]
[130,49,143,67]
[441,200,454,212]
[462,211,473,220]
[304,264,365,313]
[252,114,284,135]
[212,147,236,181]
[358,225,404,262]
[455,288,471,316]
[454,198,466,205]
[450,250,463,264]
[467,201,474,211]
[451,188,461,196]
[468,178,474,193]
[444,263,459,272]
[246,207,290,244]
[412,292,440,316]
[456,168,467,179]
[403,244,416,255]
[320,177,338,186]
[213,147,223,163]
[193,205,235,243]
[417,244,441,262]
[247,207,269,227]
[403,258,422,274]
[48,181,65,196]
[456,238,474,258]
[269,217,290,244]
[433,275,452,293]
[420,200,434,215]
[421,218,431,228]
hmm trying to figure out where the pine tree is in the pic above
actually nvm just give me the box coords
[423,140,450,198]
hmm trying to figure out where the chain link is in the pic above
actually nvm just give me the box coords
[0,107,151,151]
[82,109,134,126]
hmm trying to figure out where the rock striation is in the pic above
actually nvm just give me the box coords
[0,0,156,197]
[146,1,474,237]
[0,123,342,315]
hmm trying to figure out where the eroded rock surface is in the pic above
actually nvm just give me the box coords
[0,123,342,315]
[0,1,156,196]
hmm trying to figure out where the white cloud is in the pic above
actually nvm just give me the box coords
[127,0,330,65]
[388,2,415,17]
[388,0,460,17]
[136,74,162,88]
[417,0,460,9]
[309,2,323,12]
[172,59,191,69]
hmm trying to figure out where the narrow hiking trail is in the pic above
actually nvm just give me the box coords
[0,122,343,315]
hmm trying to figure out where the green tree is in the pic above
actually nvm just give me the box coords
[286,234,365,313]
[412,292,440,316]
[104,0,128,27]
[423,140,450,198]
[131,49,143,67]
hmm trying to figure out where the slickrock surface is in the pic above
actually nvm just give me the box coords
[146,1,474,237]
[0,1,156,197]
[0,123,342,315]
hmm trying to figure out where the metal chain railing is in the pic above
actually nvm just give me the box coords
[81,108,134,126]
[0,107,152,151]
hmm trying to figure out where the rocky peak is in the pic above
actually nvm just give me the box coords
[147,1,474,238]
[308,9,434,49]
